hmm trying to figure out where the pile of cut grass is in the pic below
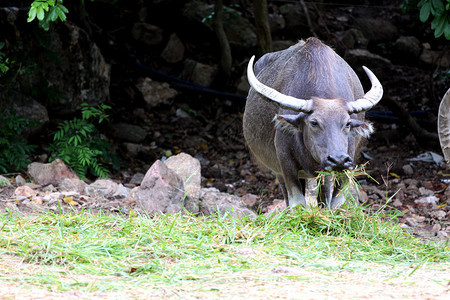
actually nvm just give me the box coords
[0,200,448,292]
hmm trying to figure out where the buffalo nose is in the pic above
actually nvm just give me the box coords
[324,152,353,171]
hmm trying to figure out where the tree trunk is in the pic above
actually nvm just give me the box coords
[213,0,232,78]
[253,0,273,55]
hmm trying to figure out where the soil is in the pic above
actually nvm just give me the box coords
[1,254,449,299]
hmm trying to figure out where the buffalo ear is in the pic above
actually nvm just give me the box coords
[348,119,365,128]
[350,120,374,138]
[273,113,304,134]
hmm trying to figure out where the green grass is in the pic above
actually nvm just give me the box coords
[0,204,448,292]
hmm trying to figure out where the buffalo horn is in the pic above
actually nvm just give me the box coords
[247,55,314,113]
[347,66,383,113]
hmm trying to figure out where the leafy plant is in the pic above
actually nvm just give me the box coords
[0,42,14,77]
[27,0,69,31]
[418,0,450,39]
[49,103,117,179]
[0,110,37,174]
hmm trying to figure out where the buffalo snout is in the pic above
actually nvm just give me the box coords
[323,152,353,171]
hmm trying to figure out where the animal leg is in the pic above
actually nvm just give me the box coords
[280,172,306,208]
[286,184,306,208]
[276,175,289,207]
[322,175,334,208]
[330,179,347,209]
[304,178,318,208]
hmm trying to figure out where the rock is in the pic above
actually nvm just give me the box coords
[110,123,147,143]
[164,153,201,214]
[418,187,434,196]
[437,231,448,239]
[14,186,36,198]
[415,195,439,205]
[85,179,119,198]
[160,33,185,63]
[430,210,446,220]
[135,160,185,214]
[112,184,129,199]
[10,92,49,134]
[402,164,414,175]
[420,48,450,68]
[129,172,145,185]
[58,178,87,194]
[393,36,421,59]
[131,22,163,46]
[392,198,403,208]
[200,187,257,219]
[264,199,286,215]
[340,28,368,49]
[241,193,258,208]
[180,59,218,87]
[135,77,178,107]
[405,217,418,227]
[175,108,190,119]
[432,223,442,232]
[15,175,26,186]
[30,23,110,114]
[0,176,11,186]
[345,49,392,74]
[28,159,79,186]
[355,18,398,42]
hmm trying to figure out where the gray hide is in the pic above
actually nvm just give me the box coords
[243,37,383,209]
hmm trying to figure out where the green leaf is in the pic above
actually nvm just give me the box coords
[36,6,45,21]
[28,7,37,22]
[433,15,446,37]
[420,2,432,22]
[445,19,450,39]
[418,0,427,6]
[431,0,445,16]
[55,7,67,22]
[48,7,58,22]
[59,3,69,13]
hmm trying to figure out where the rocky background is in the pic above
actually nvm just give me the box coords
[0,1,449,240]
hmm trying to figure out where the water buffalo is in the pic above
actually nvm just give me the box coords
[243,37,383,209]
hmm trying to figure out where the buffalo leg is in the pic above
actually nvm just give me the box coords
[304,178,318,208]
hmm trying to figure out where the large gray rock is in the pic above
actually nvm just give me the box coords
[135,77,178,107]
[200,188,256,219]
[28,159,79,186]
[0,8,110,115]
[164,153,201,214]
[135,160,185,214]
[180,59,218,87]
[160,33,185,63]
[355,18,398,43]
[59,178,87,194]
[109,123,148,143]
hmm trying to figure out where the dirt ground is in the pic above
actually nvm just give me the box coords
[1,254,449,299]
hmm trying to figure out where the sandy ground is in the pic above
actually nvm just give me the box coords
[1,254,448,299]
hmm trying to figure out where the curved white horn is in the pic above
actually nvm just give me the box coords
[247,55,314,113]
[348,66,383,113]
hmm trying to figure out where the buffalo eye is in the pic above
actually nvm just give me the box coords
[310,120,319,127]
